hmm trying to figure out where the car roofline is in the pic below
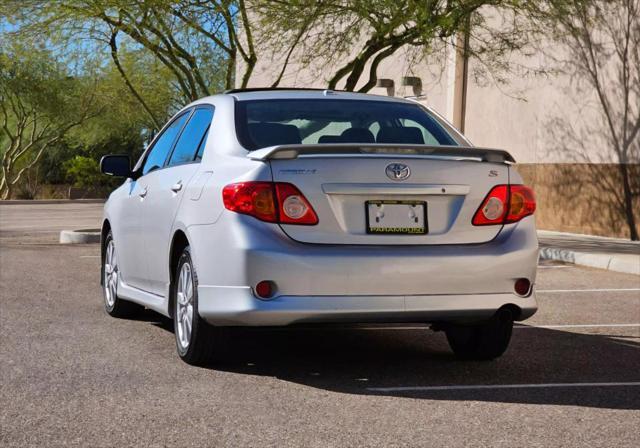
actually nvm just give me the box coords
[223,87,416,103]
[224,87,332,94]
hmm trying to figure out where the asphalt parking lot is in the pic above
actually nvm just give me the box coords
[1,203,639,447]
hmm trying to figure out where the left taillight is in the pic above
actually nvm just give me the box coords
[472,184,536,226]
[222,182,318,225]
[222,182,278,222]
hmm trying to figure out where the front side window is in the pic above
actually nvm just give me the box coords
[141,113,189,175]
[235,99,459,150]
[168,107,214,166]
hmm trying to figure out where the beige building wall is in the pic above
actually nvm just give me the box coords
[245,42,605,163]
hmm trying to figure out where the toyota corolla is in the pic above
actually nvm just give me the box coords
[100,88,538,365]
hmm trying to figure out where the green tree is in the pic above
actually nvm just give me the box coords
[254,0,541,91]
[0,44,100,199]
[63,155,103,189]
[75,47,179,146]
[4,0,543,98]
[5,0,252,99]
[1,5,188,197]
[64,155,120,190]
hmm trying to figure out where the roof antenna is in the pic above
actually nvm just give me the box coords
[323,89,335,96]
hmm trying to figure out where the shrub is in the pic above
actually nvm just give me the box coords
[64,155,107,189]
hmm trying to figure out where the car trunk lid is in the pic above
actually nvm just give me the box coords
[250,144,513,245]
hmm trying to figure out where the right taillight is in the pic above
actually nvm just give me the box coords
[222,181,318,225]
[472,184,536,226]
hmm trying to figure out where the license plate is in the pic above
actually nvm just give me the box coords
[366,200,427,234]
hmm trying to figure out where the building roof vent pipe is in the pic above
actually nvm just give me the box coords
[402,76,423,98]
[375,78,395,97]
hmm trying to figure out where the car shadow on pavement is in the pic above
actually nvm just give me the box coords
[198,324,640,411]
[140,310,640,410]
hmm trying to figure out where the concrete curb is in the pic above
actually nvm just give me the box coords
[60,229,101,244]
[1,199,105,205]
[540,247,640,275]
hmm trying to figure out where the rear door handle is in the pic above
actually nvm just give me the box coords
[138,186,148,198]
[171,181,183,193]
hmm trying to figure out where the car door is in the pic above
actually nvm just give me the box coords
[112,178,149,290]
[130,111,191,292]
[142,106,214,296]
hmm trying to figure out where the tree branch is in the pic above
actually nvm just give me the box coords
[108,30,162,129]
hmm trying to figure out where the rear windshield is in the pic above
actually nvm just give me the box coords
[235,99,458,150]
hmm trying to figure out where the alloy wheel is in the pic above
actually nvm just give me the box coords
[104,239,118,308]
[175,262,194,350]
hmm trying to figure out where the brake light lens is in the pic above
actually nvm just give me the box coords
[222,182,318,225]
[222,182,278,222]
[472,184,536,226]
[506,185,536,223]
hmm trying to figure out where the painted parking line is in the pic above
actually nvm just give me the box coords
[324,323,640,331]
[79,255,100,258]
[537,265,573,269]
[515,323,640,329]
[355,326,429,331]
[537,288,640,293]
[367,382,640,393]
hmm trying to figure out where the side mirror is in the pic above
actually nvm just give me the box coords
[100,155,134,178]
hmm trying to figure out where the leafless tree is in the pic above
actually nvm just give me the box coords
[534,0,639,239]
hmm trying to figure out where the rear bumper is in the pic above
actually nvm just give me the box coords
[189,215,538,297]
[198,286,537,326]
[188,214,538,326]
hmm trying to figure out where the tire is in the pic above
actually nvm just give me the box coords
[102,231,142,318]
[445,308,514,361]
[173,246,228,366]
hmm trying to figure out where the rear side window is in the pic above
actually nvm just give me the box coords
[142,113,189,175]
[194,128,210,161]
[168,107,214,166]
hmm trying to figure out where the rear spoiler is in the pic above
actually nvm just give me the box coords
[247,144,516,164]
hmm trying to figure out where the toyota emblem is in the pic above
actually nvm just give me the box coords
[385,163,411,181]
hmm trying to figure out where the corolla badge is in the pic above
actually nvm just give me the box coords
[385,163,411,181]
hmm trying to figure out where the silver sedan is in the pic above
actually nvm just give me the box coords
[100,89,538,365]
